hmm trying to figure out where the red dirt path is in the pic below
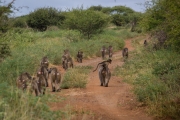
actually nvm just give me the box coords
[48,37,154,120]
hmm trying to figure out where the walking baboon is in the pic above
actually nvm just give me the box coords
[40,56,49,69]
[101,46,107,59]
[16,72,32,91]
[77,51,83,63]
[93,59,112,87]
[122,48,128,59]
[27,77,40,96]
[61,50,73,70]
[36,66,48,95]
[49,67,61,92]
[144,40,148,46]
[108,45,113,58]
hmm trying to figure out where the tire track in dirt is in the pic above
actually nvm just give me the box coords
[48,36,154,120]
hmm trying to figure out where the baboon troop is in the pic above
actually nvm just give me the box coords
[93,59,112,87]
[61,49,73,70]
[16,46,133,95]
[49,67,61,92]
[122,47,128,59]
[101,46,107,59]
[77,50,83,63]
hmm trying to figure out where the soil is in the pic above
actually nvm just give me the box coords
[48,37,154,120]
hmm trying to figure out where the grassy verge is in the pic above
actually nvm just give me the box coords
[113,37,180,119]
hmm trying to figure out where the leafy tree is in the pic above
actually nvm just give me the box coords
[0,0,15,61]
[63,8,108,39]
[0,0,14,33]
[27,7,65,31]
[88,5,103,11]
[140,0,180,49]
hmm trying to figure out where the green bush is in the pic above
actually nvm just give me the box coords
[61,66,92,89]
[63,8,109,39]
[27,7,64,31]
[13,18,27,28]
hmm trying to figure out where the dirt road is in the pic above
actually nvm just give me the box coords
[48,37,154,120]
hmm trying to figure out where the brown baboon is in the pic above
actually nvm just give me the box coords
[49,67,61,92]
[62,50,73,70]
[40,56,49,69]
[16,72,32,91]
[144,40,148,46]
[93,59,112,87]
[26,77,40,96]
[108,45,113,58]
[36,66,47,95]
[101,46,107,59]
[122,47,128,59]
[77,50,83,63]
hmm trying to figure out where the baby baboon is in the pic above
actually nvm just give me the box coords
[36,66,48,95]
[122,47,128,59]
[108,45,113,58]
[77,50,83,63]
[144,40,148,46]
[101,46,107,59]
[93,59,112,87]
[16,72,32,91]
[49,67,61,92]
[40,56,49,69]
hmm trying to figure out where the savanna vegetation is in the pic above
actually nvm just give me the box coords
[114,0,180,119]
[0,0,180,119]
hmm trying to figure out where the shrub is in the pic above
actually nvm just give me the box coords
[61,66,92,89]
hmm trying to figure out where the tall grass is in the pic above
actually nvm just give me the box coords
[0,27,139,119]
[114,38,180,119]
[61,66,92,89]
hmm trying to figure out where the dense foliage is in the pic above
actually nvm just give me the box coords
[140,0,180,49]
[27,7,65,31]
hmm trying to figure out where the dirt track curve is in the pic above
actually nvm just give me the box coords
[48,37,154,120]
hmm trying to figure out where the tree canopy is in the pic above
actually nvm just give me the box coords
[63,8,109,39]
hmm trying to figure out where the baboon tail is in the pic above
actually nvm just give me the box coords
[93,63,100,72]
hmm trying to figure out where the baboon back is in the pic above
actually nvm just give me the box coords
[122,48,128,58]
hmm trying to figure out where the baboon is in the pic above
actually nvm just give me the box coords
[62,50,73,70]
[40,56,49,69]
[36,66,48,95]
[108,45,113,58]
[49,67,61,92]
[144,40,148,46]
[122,47,128,59]
[26,77,40,96]
[93,59,112,87]
[77,50,83,63]
[101,46,107,59]
[16,72,32,91]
